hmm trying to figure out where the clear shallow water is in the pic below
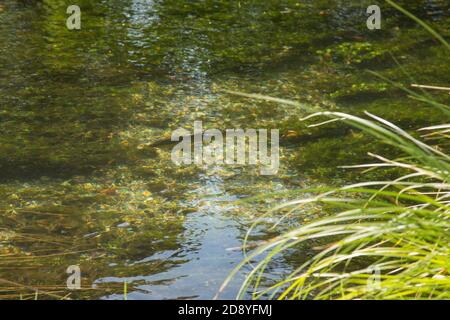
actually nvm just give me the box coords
[97,174,248,300]
[0,0,448,299]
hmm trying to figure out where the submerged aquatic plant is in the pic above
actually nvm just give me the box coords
[221,1,450,300]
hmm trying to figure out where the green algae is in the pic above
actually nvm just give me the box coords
[0,0,449,299]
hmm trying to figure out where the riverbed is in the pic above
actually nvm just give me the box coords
[0,0,448,299]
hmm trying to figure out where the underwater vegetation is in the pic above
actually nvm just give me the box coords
[0,0,449,299]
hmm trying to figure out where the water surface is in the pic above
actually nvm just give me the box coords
[0,0,448,299]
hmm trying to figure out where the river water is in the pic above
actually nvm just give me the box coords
[0,0,448,299]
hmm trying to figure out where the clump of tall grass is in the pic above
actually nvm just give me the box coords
[221,1,450,300]
[224,109,450,299]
